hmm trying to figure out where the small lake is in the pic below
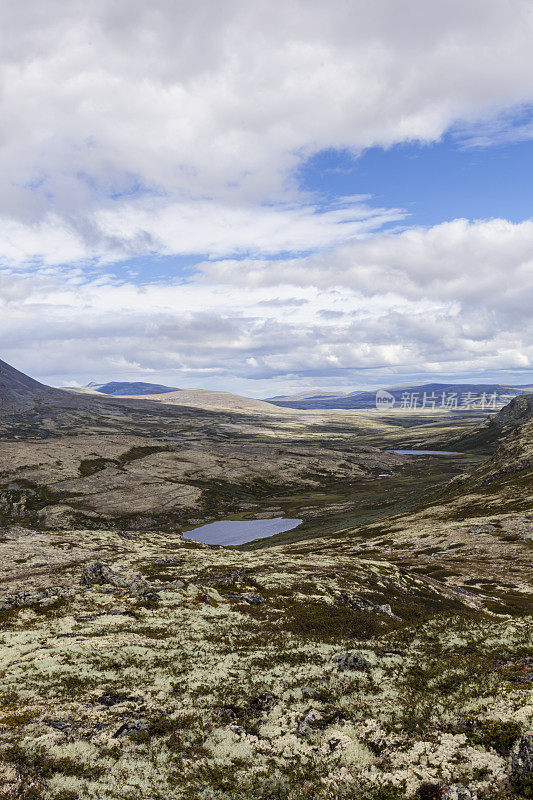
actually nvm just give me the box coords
[392,449,462,456]
[183,517,303,546]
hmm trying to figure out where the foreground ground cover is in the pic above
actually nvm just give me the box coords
[0,526,531,800]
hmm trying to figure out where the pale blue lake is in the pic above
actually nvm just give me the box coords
[184,517,303,546]
[392,450,462,455]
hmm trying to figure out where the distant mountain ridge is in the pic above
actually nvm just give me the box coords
[266,382,532,410]
[88,381,179,396]
[268,390,349,401]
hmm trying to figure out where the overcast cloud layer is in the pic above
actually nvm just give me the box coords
[1,0,533,391]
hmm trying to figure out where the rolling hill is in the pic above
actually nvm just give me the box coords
[113,388,296,415]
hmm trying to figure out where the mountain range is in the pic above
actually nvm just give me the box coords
[266,382,533,409]
[74,378,533,413]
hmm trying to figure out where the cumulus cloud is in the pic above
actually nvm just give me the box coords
[1,0,533,261]
[1,1,532,389]
[1,218,532,391]
[201,218,533,321]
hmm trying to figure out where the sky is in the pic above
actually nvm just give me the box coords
[1,0,533,397]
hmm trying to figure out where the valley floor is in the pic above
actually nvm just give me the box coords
[0,400,532,799]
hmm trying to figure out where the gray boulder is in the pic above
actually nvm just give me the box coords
[445,785,477,800]
[113,719,150,738]
[80,561,128,588]
[332,651,371,671]
[512,731,533,780]
[296,709,322,737]
[250,691,279,711]
[127,574,150,596]
[224,592,264,605]
[300,686,319,699]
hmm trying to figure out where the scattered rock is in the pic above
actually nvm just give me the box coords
[107,607,136,617]
[200,592,219,607]
[337,592,401,620]
[296,709,322,736]
[127,574,150,596]
[332,651,371,671]
[133,589,161,604]
[44,719,77,733]
[218,704,243,722]
[512,731,533,781]
[300,686,319,699]
[97,692,139,707]
[79,563,162,603]
[241,592,264,605]
[113,719,150,738]
[444,786,477,800]
[468,524,496,535]
[227,723,247,737]
[0,587,76,611]
[80,561,128,588]
[167,579,186,590]
[250,691,279,711]
[377,602,402,618]
[206,570,255,587]
[225,592,264,605]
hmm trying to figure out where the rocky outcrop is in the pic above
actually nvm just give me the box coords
[332,651,371,671]
[0,587,78,611]
[80,560,156,599]
[512,732,533,786]
[337,591,402,620]
[80,561,129,588]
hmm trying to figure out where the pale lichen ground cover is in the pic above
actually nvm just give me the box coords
[0,528,532,799]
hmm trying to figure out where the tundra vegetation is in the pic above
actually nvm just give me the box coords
[0,360,532,798]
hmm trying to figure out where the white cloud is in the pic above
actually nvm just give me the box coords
[0,218,532,391]
[92,196,405,259]
[1,0,533,264]
[201,218,533,319]
[0,198,405,268]
[1,1,533,391]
